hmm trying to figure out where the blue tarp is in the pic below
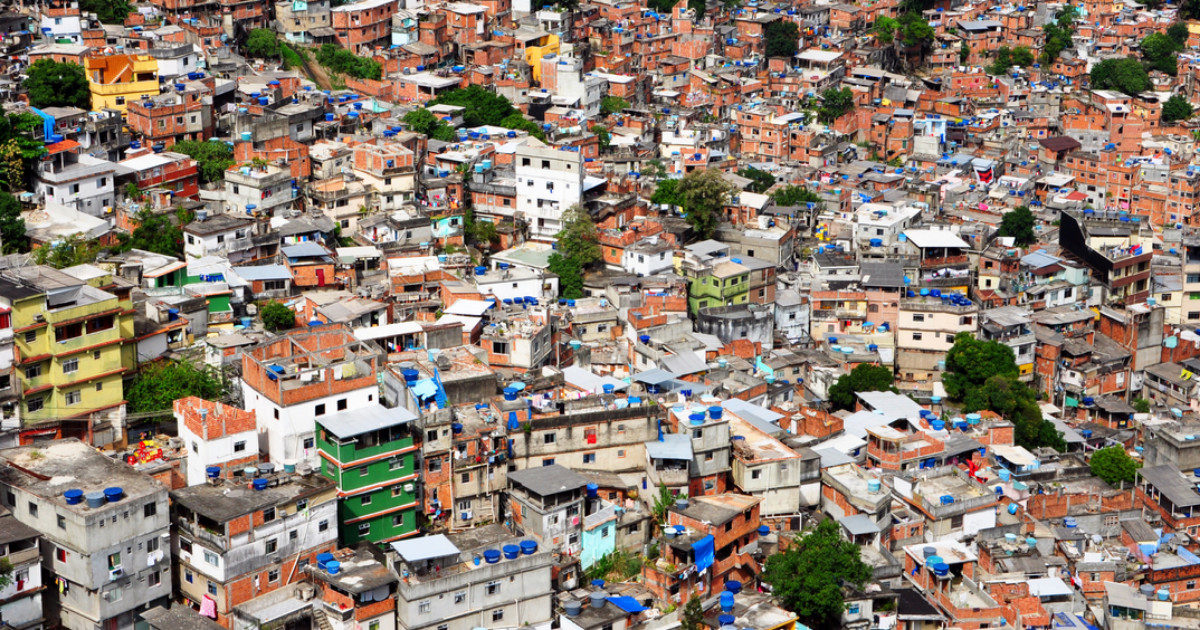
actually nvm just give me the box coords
[28,106,53,141]
[410,378,438,400]
[607,596,646,613]
[692,534,714,571]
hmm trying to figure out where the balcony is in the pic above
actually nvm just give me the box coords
[920,254,969,269]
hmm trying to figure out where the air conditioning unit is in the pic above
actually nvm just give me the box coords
[109,567,125,581]
[404,483,414,492]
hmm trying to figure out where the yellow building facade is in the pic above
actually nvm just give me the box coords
[85,54,159,113]
[3,266,134,425]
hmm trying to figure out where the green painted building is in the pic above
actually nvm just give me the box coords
[316,404,421,545]
[688,260,751,314]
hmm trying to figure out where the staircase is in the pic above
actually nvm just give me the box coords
[432,366,448,409]
[314,608,334,630]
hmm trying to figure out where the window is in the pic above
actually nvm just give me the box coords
[207,582,217,595]
[911,313,924,322]
[26,397,43,413]
[108,552,121,569]
[233,441,246,453]
[544,433,556,444]
[319,520,329,532]
[56,547,66,563]
[263,507,275,523]
[337,398,347,411]
[389,457,404,471]
[26,502,36,517]
[361,494,372,506]
[455,591,466,604]
[751,469,761,480]
[542,458,555,466]
[419,601,431,614]
[265,539,277,554]
[147,537,158,554]
[314,404,326,416]
[617,449,626,458]
[461,472,470,483]
[57,515,65,529]
[583,453,596,464]
[428,458,442,472]
[912,332,923,341]
[357,522,370,534]
[149,570,161,587]
[493,609,504,622]
[62,358,78,374]
[296,499,307,511]
[203,551,218,565]
[486,581,500,595]
[303,437,315,449]
[65,389,81,406]
[268,569,280,582]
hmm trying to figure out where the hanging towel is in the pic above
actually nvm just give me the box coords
[200,595,218,619]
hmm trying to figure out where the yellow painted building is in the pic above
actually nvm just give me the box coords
[85,54,158,113]
[0,266,134,426]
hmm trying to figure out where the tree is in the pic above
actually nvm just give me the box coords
[126,361,225,413]
[1141,32,1182,75]
[650,483,674,524]
[895,12,933,47]
[738,166,775,194]
[764,20,800,58]
[80,0,132,23]
[1041,6,1078,64]
[556,205,600,266]
[1168,22,1190,47]
[315,44,382,80]
[601,95,629,116]
[998,205,1036,246]
[763,519,871,630]
[964,375,1064,451]
[1090,58,1152,95]
[498,112,546,140]
[943,333,1020,400]
[432,85,518,128]
[677,168,733,240]
[944,333,1063,451]
[772,185,822,208]
[548,252,584,299]
[244,29,281,59]
[0,191,27,254]
[827,364,897,411]
[1163,95,1194,123]
[681,595,704,630]
[1183,0,1200,23]
[873,16,898,45]
[1090,446,1140,486]
[0,113,46,192]
[988,46,1014,75]
[117,208,193,257]
[816,87,854,124]
[959,41,970,65]
[172,140,235,184]
[1132,397,1151,413]
[261,301,296,332]
[404,108,447,137]
[25,60,90,110]
[988,46,1034,75]
[1012,46,1034,67]
[591,124,610,151]
[32,234,100,268]
[650,178,683,207]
